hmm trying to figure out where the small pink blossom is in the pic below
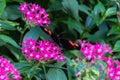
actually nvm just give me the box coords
[22,38,64,62]
[79,40,112,61]
[103,58,120,80]
[76,71,81,78]
[0,56,21,80]
[18,2,50,26]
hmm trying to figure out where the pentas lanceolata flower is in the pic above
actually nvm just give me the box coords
[102,57,120,80]
[18,2,50,26]
[79,40,120,80]
[76,71,81,78]
[79,40,112,61]
[0,56,21,80]
[22,38,64,62]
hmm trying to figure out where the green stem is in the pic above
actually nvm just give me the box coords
[42,64,48,80]
[29,62,40,80]
[45,64,67,70]
[18,26,28,62]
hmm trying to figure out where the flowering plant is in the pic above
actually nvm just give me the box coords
[0,0,120,80]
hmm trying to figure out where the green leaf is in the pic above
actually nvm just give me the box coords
[84,33,102,43]
[13,61,32,73]
[0,22,16,30]
[34,75,41,80]
[63,18,83,34]
[0,34,20,48]
[0,0,6,15]
[113,53,120,59]
[98,22,108,31]
[113,40,120,52]
[79,4,91,16]
[93,1,105,15]
[47,0,63,12]
[47,68,67,80]
[23,26,53,42]
[94,30,107,40]
[4,20,19,26]
[23,27,41,42]
[62,0,79,21]
[105,7,117,17]
[6,44,19,60]
[54,61,65,67]
[0,39,6,46]
[65,50,80,58]
[6,0,24,2]
[85,16,95,28]
[5,5,21,20]
[77,63,87,72]
[92,1,106,26]
[106,18,118,23]
[107,25,120,36]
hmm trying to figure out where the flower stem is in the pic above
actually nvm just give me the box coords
[42,64,48,80]
[18,26,28,62]
[29,62,40,80]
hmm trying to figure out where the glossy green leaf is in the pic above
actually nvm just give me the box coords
[107,25,120,36]
[54,61,65,67]
[98,22,108,31]
[6,0,24,2]
[34,76,41,80]
[47,0,63,12]
[105,7,117,17]
[79,4,91,15]
[85,16,95,28]
[63,18,83,34]
[23,26,53,42]
[93,1,105,15]
[13,61,32,74]
[0,10,7,19]
[47,68,67,80]
[113,40,120,52]
[0,0,6,15]
[62,0,79,21]
[113,53,120,59]
[6,44,19,60]
[94,30,107,40]
[0,39,6,46]
[5,5,21,20]
[0,34,20,48]
[106,18,118,23]
[84,33,102,42]
[77,63,87,72]
[23,27,41,42]
[0,22,16,30]
[65,57,76,76]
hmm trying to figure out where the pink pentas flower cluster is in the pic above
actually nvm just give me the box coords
[102,57,120,80]
[18,2,50,26]
[79,40,112,61]
[79,40,120,80]
[22,38,64,62]
[0,56,21,80]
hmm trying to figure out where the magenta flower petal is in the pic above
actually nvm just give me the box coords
[0,56,21,80]
[21,39,65,62]
[18,2,50,26]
